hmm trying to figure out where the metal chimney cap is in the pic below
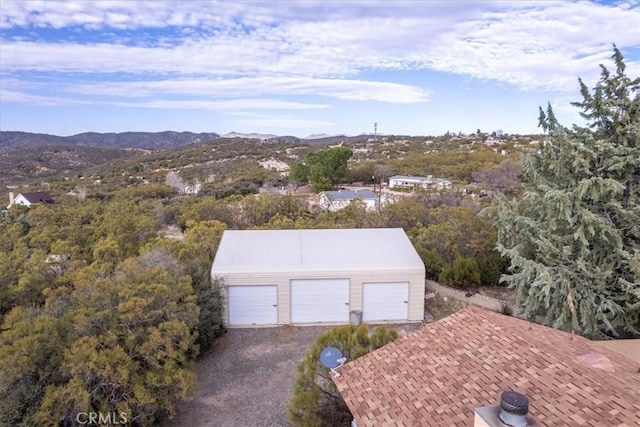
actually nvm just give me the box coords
[500,391,529,416]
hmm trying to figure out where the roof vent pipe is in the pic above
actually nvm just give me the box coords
[499,391,529,427]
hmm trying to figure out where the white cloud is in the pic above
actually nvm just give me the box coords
[0,1,231,30]
[0,0,638,111]
[66,76,429,103]
[111,98,328,110]
[0,88,85,105]
[0,1,481,30]
[0,85,328,110]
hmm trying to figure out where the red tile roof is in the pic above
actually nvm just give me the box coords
[335,307,640,427]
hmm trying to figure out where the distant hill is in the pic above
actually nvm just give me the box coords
[305,133,335,139]
[0,131,220,151]
[0,130,394,186]
[301,134,380,145]
[0,130,390,152]
[265,135,301,143]
[222,132,278,140]
[0,144,137,187]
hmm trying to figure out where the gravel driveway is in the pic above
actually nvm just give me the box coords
[168,326,331,427]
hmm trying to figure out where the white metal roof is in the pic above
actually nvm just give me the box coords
[388,175,452,186]
[321,189,378,201]
[212,228,423,274]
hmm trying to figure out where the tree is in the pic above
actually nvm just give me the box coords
[485,46,640,337]
[178,220,228,352]
[472,159,522,195]
[0,185,232,425]
[415,247,446,280]
[288,324,397,427]
[33,258,200,425]
[290,147,354,192]
[0,304,71,426]
[309,163,333,192]
[439,256,481,289]
[413,206,497,264]
[289,162,310,185]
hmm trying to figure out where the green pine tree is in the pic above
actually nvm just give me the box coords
[485,46,639,337]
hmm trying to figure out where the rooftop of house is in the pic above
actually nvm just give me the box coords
[389,174,434,181]
[321,189,378,200]
[19,191,55,204]
[335,306,640,427]
[388,175,451,184]
[594,339,640,364]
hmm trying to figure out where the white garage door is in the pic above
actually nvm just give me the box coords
[228,285,278,326]
[362,282,409,322]
[291,279,350,323]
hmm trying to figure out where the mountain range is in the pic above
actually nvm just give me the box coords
[0,131,384,151]
[0,131,221,151]
[0,130,388,187]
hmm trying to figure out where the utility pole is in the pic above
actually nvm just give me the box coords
[372,174,382,211]
[374,122,378,138]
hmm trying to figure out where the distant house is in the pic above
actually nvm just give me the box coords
[182,183,202,195]
[45,253,71,264]
[335,306,640,427]
[7,191,55,208]
[388,175,451,190]
[318,189,379,212]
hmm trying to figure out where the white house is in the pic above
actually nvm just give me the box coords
[318,189,379,212]
[182,182,202,195]
[211,228,426,326]
[388,175,452,190]
[7,191,55,208]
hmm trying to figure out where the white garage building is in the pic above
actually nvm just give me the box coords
[211,228,425,326]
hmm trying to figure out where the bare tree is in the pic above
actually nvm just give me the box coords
[165,171,186,193]
[472,159,521,194]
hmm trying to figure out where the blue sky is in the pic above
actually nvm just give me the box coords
[1,1,638,137]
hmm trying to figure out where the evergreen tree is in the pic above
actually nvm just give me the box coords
[289,147,353,192]
[485,46,639,337]
[287,324,397,427]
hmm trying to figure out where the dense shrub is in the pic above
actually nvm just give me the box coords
[199,180,259,198]
[439,257,481,289]
[416,247,445,280]
[477,251,507,286]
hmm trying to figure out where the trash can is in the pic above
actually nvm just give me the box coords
[350,310,363,325]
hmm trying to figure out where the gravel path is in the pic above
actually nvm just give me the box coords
[168,323,422,427]
[168,326,330,427]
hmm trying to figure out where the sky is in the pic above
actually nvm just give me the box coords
[0,1,639,138]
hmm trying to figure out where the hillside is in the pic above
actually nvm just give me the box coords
[0,131,221,151]
[0,145,141,187]
[0,130,388,187]
[0,130,386,152]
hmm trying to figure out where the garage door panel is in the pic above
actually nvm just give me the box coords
[363,282,408,322]
[291,279,349,323]
[229,285,278,325]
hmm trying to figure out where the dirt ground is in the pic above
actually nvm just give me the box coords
[425,281,519,318]
[167,326,330,427]
[476,286,516,304]
[168,322,423,427]
[424,294,468,321]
